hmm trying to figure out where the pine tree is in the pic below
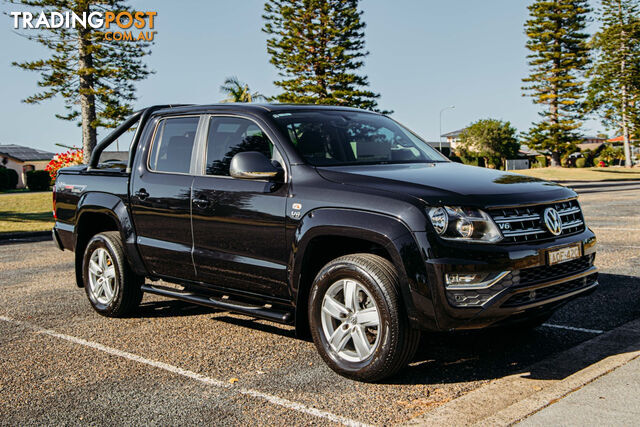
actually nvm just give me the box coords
[586,0,640,168]
[11,0,153,162]
[522,0,591,166]
[262,0,386,112]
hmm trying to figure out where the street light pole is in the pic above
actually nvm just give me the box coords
[439,105,455,152]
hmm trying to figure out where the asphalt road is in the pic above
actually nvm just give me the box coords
[1,189,639,426]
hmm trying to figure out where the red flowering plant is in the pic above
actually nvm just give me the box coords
[45,148,84,182]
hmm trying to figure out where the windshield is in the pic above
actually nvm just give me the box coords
[271,111,448,166]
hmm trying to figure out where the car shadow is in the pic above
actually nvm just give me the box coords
[135,298,296,338]
[385,272,640,385]
[133,273,639,385]
[136,299,217,317]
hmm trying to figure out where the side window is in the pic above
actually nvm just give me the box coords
[205,117,276,176]
[148,116,199,174]
[97,118,139,168]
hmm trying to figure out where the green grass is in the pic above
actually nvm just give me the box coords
[515,167,640,182]
[0,191,53,234]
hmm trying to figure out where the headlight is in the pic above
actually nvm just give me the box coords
[428,206,502,243]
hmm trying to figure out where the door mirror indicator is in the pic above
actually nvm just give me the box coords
[230,151,282,180]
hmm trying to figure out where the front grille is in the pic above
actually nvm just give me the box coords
[490,199,585,243]
[501,273,597,307]
[512,254,594,287]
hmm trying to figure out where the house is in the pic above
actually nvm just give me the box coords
[581,135,607,145]
[440,129,465,151]
[0,144,54,188]
[607,135,638,145]
[608,135,640,162]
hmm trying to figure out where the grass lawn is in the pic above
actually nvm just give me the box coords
[515,166,640,182]
[0,191,53,234]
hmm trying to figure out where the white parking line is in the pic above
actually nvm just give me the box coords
[541,323,604,334]
[0,315,369,427]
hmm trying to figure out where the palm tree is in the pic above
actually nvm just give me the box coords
[219,77,267,103]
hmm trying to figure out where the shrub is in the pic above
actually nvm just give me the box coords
[535,155,547,167]
[45,148,84,182]
[0,167,18,190]
[26,170,51,191]
[575,157,586,168]
[0,168,9,190]
[7,169,18,189]
[448,154,463,163]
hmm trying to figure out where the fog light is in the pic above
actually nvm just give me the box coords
[446,273,488,286]
[445,271,510,290]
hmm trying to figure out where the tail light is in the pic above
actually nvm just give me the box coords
[52,188,57,219]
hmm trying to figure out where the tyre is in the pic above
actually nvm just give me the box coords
[82,231,143,317]
[308,253,420,382]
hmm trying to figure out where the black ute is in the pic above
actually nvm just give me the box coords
[52,104,598,381]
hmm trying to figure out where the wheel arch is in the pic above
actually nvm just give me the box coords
[73,192,147,287]
[290,208,433,338]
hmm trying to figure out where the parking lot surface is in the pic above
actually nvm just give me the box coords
[1,189,639,425]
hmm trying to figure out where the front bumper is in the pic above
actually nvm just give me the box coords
[409,228,598,331]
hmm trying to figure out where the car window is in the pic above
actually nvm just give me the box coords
[271,111,447,166]
[205,117,279,176]
[148,116,199,174]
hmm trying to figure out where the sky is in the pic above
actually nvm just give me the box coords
[0,0,606,153]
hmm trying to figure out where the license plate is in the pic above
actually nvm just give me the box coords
[548,244,582,265]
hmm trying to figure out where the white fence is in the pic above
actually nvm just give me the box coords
[505,159,530,170]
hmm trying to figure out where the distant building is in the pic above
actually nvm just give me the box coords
[575,135,606,153]
[607,135,638,144]
[582,135,607,144]
[0,144,54,188]
[440,129,465,151]
[608,135,640,162]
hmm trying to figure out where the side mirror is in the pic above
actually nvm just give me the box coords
[230,151,281,180]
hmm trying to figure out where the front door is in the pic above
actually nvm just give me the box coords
[191,115,289,298]
[130,115,201,280]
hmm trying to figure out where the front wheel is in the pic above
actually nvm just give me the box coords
[308,254,420,382]
[82,231,143,317]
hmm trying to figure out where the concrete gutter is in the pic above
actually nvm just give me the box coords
[557,180,640,189]
[405,318,640,426]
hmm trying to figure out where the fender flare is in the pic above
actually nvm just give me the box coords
[289,208,436,333]
[73,192,148,286]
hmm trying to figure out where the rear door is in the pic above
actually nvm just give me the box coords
[191,115,290,298]
[130,115,202,280]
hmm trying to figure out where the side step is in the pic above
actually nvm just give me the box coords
[141,284,293,324]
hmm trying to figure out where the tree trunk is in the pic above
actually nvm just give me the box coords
[550,23,560,168]
[78,27,97,164]
[619,5,633,168]
[550,99,560,167]
[621,82,633,168]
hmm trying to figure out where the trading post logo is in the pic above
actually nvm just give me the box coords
[10,10,157,41]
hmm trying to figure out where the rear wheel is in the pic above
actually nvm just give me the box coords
[308,254,420,382]
[82,231,143,317]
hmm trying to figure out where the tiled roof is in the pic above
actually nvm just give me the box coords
[0,144,54,162]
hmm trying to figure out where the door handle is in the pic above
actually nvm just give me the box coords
[135,188,149,200]
[193,198,209,209]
